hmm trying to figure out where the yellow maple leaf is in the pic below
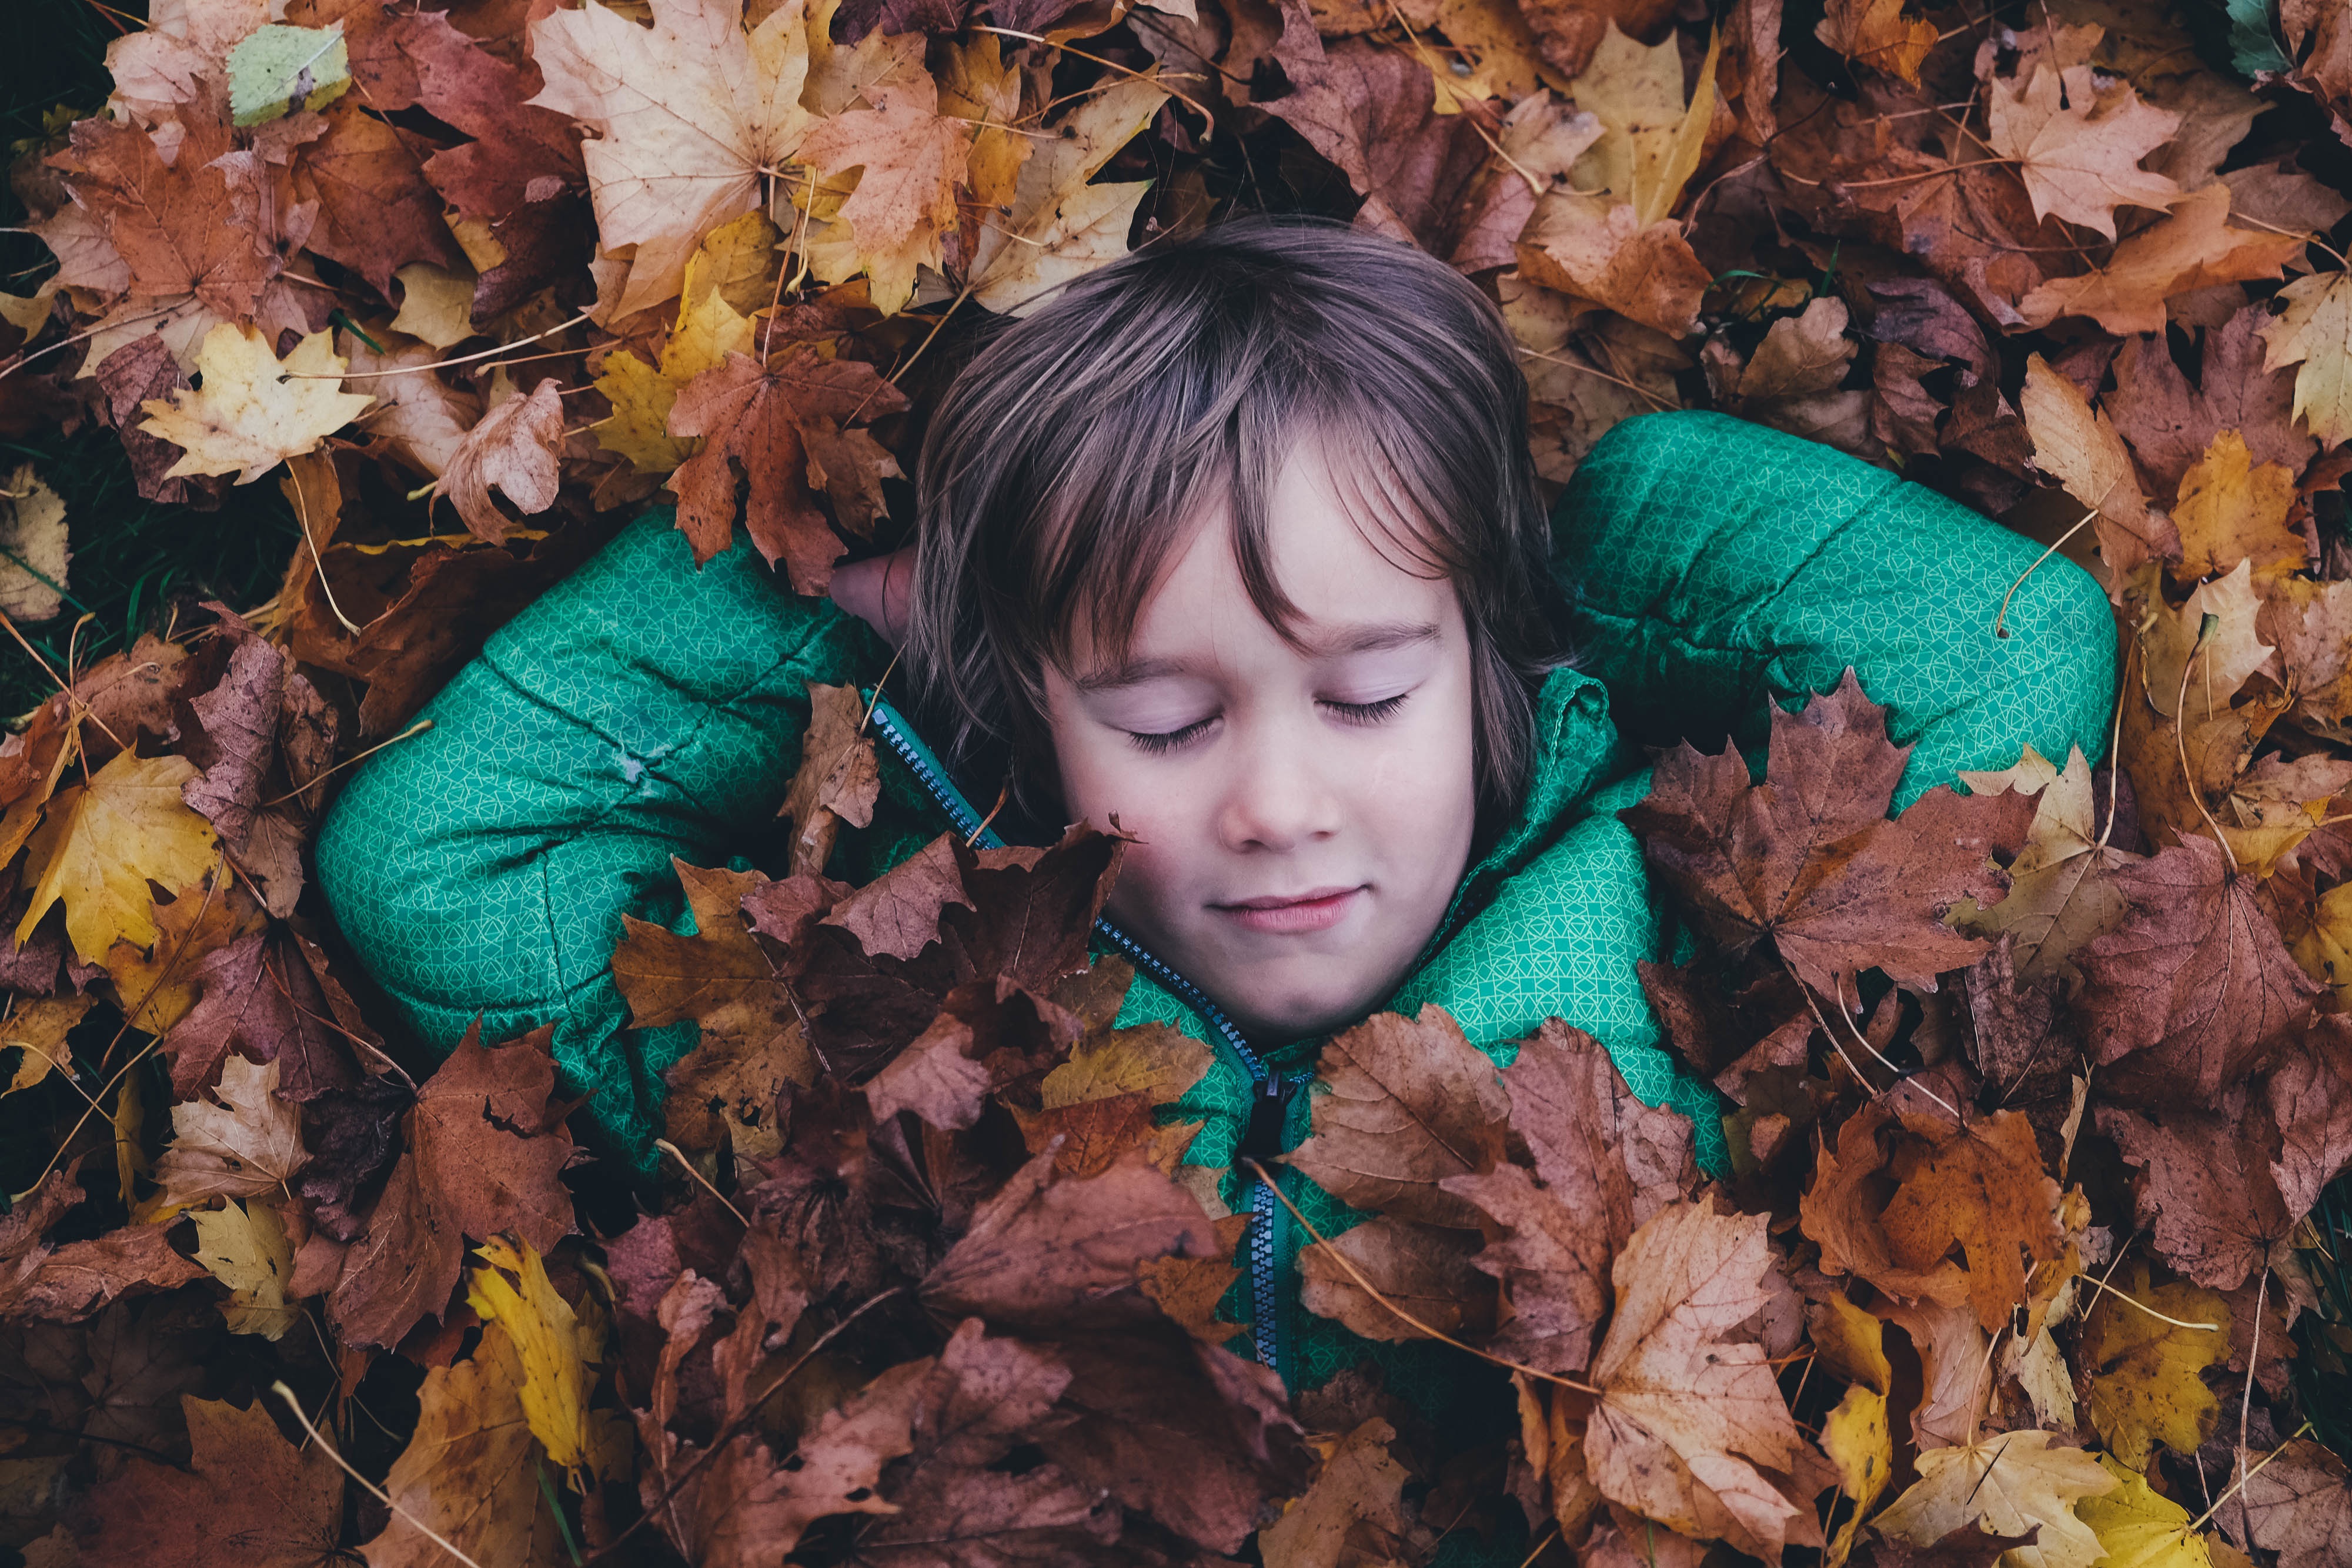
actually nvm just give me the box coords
[529,0,818,320]
[386,262,480,350]
[15,750,220,964]
[2258,269,2352,447]
[2293,880,2352,1006]
[466,1236,628,1488]
[594,218,765,472]
[1874,1429,2119,1568]
[1568,22,1721,228]
[137,324,374,486]
[2079,1262,2231,1469]
[2173,428,2305,584]
[934,35,1029,215]
[2077,1456,2215,1568]
[189,1197,300,1340]
[1815,0,1937,85]
[2,992,98,1097]
[970,77,1167,316]
[366,1321,574,1568]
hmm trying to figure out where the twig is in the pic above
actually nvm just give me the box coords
[270,1380,490,1568]
[1514,1523,1562,1567]
[654,1137,750,1226]
[293,311,594,380]
[2235,1266,2268,1542]
[2097,636,2136,854]
[10,861,228,1204]
[1994,508,2097,638]
[285,459,362,636]
[970,25,1218,138]
[2187,1420,2315,1535]
[0,303,182,383]
[255,714,431,805]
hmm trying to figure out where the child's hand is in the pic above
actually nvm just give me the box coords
[830,545,916,646]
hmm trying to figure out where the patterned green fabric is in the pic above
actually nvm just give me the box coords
[313,514,887,1165]
[1560,412,2117,808]
[314,412,2116,1566]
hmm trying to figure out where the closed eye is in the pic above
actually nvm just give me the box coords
[1323,693,1409,726]
[1126,716,1217,755]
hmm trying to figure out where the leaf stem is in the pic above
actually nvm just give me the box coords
[653,1136,750,1226]
[2186,1419,2314,1535]
[1239,1156,1603,1395]
[2173,611,2240,875]
[1994,507,2097,638]
[269,1380,492,1568]
[294,311,594,381]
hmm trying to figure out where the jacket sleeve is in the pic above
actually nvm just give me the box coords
[313,511,883,1166]
[1555,411,2117,807]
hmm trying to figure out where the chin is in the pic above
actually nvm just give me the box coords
[1238,984,1382,1045]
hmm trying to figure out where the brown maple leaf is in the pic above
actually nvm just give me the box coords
[328,1024,575,1348]
[0,1164,208,1321]
[159,928,362,1103]
[1284,1005,1511,1229]
[1298,1213,1496,1342]
[1621,671,2019,997]
[48,114,276,317]
[289,98,468,296]
[852,1319,1121,1560]
[367,1320,576,1568]
[920,1142,1222,1336]
[2266,1014,2352,1222]
[76,1395,342,1568]
[780,681,883,880]
[2073,835,2321,1104]
[667,346,908,592]
[1586,1199,1828,1563]
[1257,1416,1414,1566]
[1435,1019,1695,1372]
[1036,1328,1307,1553]
[2095,1098,2291,1292]
[2243,1437,2352,1568]
[432,379,567,544]
[292,1,588,317]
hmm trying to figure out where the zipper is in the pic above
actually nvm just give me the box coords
[861,695,1305,1380]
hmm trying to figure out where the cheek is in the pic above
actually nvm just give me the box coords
[1372,678,1479,805]
[1051,721,1188,855]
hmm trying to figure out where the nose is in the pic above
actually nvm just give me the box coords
[1214,723,1342,852]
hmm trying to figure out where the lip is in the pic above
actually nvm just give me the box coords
[1212,885,1365,935]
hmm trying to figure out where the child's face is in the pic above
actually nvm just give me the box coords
[1042,445,1481,1044]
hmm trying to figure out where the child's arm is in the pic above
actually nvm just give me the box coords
[313,512,883,1166]
[1555,410,2117,804]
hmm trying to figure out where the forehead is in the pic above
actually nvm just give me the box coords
[1069,445,1459,674]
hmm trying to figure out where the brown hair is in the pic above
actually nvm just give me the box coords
[900,215,1567,821]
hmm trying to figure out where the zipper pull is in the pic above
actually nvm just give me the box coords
[1239,1074,1292,1164]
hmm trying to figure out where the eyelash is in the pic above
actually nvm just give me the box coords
[1124,694,1411,754]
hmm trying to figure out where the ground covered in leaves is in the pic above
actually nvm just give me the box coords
[8,0,2352,1564]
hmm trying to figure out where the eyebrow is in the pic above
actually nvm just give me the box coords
[1072,620,1441,693]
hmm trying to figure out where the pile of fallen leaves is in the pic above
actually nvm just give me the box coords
[10,0,2352,1563]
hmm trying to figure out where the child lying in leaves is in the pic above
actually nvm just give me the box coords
[314,217,2116,1556]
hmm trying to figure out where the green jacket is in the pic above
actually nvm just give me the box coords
[315,412,2113,1534]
